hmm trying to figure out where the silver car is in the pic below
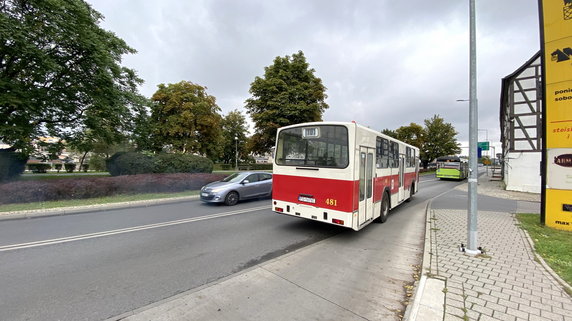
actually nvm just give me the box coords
[200,171,273,206]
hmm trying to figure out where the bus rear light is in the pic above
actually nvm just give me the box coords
[275,207,284,212]
[332,219,344,225]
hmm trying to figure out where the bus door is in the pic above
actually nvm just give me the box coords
[399,155,405,202]
[358,146,375,226]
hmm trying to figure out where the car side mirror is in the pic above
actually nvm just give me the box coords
[242,180,250,184]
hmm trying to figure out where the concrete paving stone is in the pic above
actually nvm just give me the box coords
[446,297,465,309]
[501,287,523,298]
[541,295,561,307]
[530,300,545,310]
[517,303,541,316]
[520,290,540,305]
[466,279,483,288]
[445,305,465,317]
[484,301,507,314]
[471,286,492,296]
[565,315,572,321]
[511,285,533,296]
[466,296,487,307]
[470,303,494,317]
[466,309,480,320]
[508,295,531,306]
[492,310,518,321]
[479,277,496,286]
[552,305,572,315]
[542,286,566,297]
[443,313,464,321]
[507,306,531,319]
[497,298,519,310]
[540,309,565,321]
[478,293,499,303]
[530,314,558,321]
[505,279,526,288]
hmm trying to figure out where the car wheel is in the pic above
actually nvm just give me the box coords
[224,191,239,206]
[377,193,389,223]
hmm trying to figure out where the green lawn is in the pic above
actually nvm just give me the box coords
[516,214,572,288]
[0,190,200,213]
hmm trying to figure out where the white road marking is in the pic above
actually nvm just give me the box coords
[420,179,439,183]
[0,205,270,252]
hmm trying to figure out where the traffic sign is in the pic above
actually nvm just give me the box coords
[477,141,489,151]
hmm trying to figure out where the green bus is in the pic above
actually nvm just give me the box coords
[435,156,468,180]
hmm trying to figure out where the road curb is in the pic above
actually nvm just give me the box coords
[0,195,200,221]
[403,199,443,321]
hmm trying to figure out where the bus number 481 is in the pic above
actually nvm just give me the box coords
[326,199,338,206]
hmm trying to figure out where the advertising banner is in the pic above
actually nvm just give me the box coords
[540,0,572,230]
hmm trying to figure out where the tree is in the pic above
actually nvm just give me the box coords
[381,129,398,139]
[245,51,328,154]
[0,0,143,155]
[150,81,223,158]
[421,115,461,168]
[395,123,425,148]
[220,110,249,165]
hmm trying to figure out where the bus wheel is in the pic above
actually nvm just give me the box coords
[224,191,239,206]
[377,193,389,223]
[406,183,415,202]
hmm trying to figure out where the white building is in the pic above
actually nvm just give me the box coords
[499,52,541,193]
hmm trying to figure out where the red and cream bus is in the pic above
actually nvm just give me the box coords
[272,121,419,231]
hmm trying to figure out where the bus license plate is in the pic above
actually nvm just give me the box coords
[298,196,316,204]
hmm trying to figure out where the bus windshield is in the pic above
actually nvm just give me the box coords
[436,156,462,168]
[275,125,349,168]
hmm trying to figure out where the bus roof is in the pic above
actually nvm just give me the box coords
[277,121,420,151]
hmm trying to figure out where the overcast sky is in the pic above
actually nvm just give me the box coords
[90,0,540,155]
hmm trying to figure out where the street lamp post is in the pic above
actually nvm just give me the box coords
[466,0,480,255]
[234,136,238,171]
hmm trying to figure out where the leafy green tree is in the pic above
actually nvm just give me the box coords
[220,110,249,165]
[421,115,461,168]
[0,0,143,155]
[395,123,425,148]
[150,81,223,158]
[381,129,398,139]
[245,51,328,154]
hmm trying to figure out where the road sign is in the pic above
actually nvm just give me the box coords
[477,141,489,151]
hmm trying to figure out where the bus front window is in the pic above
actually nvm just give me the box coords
[276,125,349,168]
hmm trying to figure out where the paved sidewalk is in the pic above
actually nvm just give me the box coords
[409,175,572,321]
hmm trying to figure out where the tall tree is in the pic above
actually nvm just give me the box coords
[0,0,143,155]
[395,123,425,148]
[245,51,328,154]
[150,81,223,158]
[220,110,249,165]
[381,128,398,139]
[422,115,461,167]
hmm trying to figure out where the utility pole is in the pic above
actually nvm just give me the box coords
[466,0,480,255]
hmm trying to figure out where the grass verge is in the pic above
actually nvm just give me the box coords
[516,213,572,287]
[0,190,200,213]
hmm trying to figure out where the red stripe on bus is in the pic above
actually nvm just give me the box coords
[273,174,358,212]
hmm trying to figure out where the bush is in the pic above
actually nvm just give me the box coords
[89,154,107,171]
[153,153,213,174]
[0,150,27,182]
[54,163,63,173]
[0,173,227,204]
[64,163,76,173]
[106,152,154,176]
[238,163,273,171]
[28,163,52,173]
[81,164,89,172]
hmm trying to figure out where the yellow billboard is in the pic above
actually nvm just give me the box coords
[540,0,572,231]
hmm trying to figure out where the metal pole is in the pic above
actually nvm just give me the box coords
[235,136,238,171]
[467,0,479,254]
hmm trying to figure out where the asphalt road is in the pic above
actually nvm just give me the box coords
[0,175,462,321]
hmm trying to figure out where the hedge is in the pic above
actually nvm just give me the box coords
[106,152,213,176]
[153,153,213,174]
[0,173,226,205]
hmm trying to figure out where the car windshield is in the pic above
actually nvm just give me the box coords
[221,173,247,183]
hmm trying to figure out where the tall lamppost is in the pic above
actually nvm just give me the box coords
[234,136,238,171]
[466,0,479,255]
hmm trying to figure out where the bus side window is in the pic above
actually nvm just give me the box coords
[392,142,399,168]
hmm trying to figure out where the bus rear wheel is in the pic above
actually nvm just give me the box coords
[377,193,389,223]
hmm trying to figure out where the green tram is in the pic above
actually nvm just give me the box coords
[435,156,468,180]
